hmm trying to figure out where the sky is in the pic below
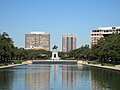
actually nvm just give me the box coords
[0,0,120,51]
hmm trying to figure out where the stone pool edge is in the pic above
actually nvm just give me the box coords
[0,64,27,69]
[0,60,32,69]
[82,63,120,71]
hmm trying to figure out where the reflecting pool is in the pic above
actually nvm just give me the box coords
[0,64,120,90]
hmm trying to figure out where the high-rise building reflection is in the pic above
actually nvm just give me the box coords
[25,65,50,90]
[62,65,76,90]
[24,65,78,90]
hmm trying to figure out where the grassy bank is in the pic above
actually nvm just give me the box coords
[88,61,115,67]
[0,60,23,66]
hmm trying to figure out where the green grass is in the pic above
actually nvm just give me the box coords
[13,60,22,64]
[103,63,115,67]
[88,61,101,64]
[0,60,22,67]
[0,63,8,66]
[88,61,115,67]
[0,64,4,66]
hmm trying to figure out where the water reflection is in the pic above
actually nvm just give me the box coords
[24,64,90,90]
[0,64,120,90]
[0,69,12,90]
[90,67,120,90]
[62,65,76,90]
[25,65,50,90]
[0,67,26,90]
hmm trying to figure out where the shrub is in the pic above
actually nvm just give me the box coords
[0,64,4,66]
[13,60,22,64]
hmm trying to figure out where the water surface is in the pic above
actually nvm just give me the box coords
[0,64,120,90]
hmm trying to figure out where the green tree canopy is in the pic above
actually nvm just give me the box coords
[90,33,120,64]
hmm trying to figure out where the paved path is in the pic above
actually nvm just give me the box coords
[0,64,26,69]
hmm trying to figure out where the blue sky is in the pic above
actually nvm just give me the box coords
[0,0,120,50]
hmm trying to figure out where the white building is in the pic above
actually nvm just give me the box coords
[25,32,50,51]
[90,26,120,47]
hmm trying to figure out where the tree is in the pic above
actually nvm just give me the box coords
[68,45,90,60]
[0,32,14,62]
[24,49,52,60]
[90,33,120,64]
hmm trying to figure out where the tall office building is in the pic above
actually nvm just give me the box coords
[90,26,120,47]
[62,34,76,52]
[25,32,50,51]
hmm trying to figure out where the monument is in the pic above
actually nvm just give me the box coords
[51,45,59,60]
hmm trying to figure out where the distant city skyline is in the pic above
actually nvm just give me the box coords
[0,0,120,51]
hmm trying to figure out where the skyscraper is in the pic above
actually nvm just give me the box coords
[62,34,76,52]
[25,32,50,51]
[90,26,120,47]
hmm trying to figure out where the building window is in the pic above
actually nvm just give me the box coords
[112,27,116,29]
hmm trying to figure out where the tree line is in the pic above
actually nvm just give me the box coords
[0,32,51,64]
[0,32,23,63]
[0,32,120,64]
[90,33,120,64]
[68,33,120,64]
